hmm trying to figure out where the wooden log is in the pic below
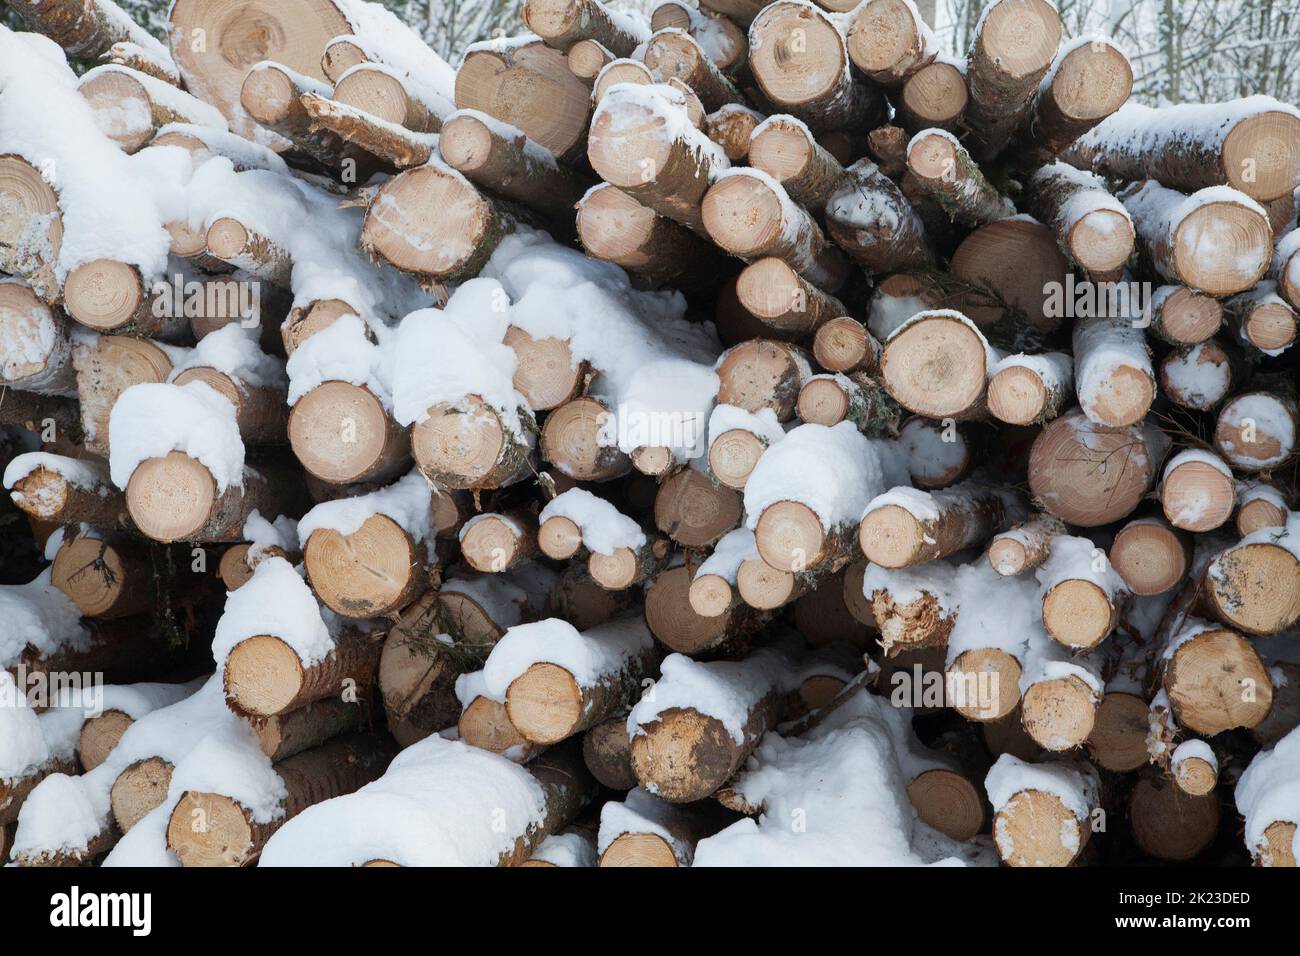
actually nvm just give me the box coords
[628,646,788,802]
[747,115,850,213]
[583,713,637,789]
[652,1,748,74]
[1159,340,1235,413]
[1148,285,1224,345]
[1038,536,1128,650]
[986,754,1097,867]
[1084,691,1150,772]
[440,110,594,220]
[171,363,287,448]
[0,155,63,304]
[864,563,958,656]
[567,39,615,83]
[1171,742,1219,797]
[1224,282,1298,357]
[1020,669,1102,753]
[455,39,592,161]
[1024,163,1135,275]
[702,171,850,293]
[588,84,728,232]
[525,0,647,57]
[796,373,902,436]
[239,63,380,177]
[1016,38,1132,167]
[1072,314,1154,428]
[866,124,908,176]
[880,311,994,420]
[298,92,435,169]
[962,0,1063,160]
[7,0,172,66]
[411,396,536,491]
[896,58,967,134]
[288,381,410,487]
[704,104,765,162]
[588,535,672,591]
[1236,483,1288,537]
[1160,450,1236,533]
[986,352,1072,426]
[123,452,299,544]
[460,510,539,574]
[825,158,933,273]
[360,162,512,282]
[110,756,173,833]
[224,629,383,719]
[987,513,1066,576]
[331,64,443,134]
[715,339,811,420]
[1275,230,1300,310]
[812,317,880,377]
[1027,411,1166,527]
[859,481,1015,569]
[734,258,849,337]
[592,57,655,104]
[72,334,175,457]
[1201,528,1300,637]
[540,396,629,482]
[204,218,292,288]
[644,28,744,113]
[1129,771,1220,863]
[576,183,729,293]
[644,563,751,654]
[897,414,972,489]
[78,65,223,154]
[167,734,392,866]
[62,260,179,337]
[1109,518,1190,597]
[0,283,75,396]
[747,2,886,134]
[50,531,151,619]
[844,0,938,85]
[303,513,429,618]
[5,454,126,530]
[1121,180,1273,297]
[1161,620,1273,735]
[906,129,1016,227]
[654,465,742,548]
[1063,98,1300,203]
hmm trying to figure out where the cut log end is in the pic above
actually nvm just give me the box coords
[78,709,134,771]
[223,635,307,718]
[124,452,217,543]
[538,515,584,560]
[1086,692,1150,772]
[1042,579,1113,650]
[994,789,1085,867]
[688,572,733,618]
[907,768,985,842]
[167,791,256,867]
[1222,110,1300,202]
[289,382,405,485]
[859,504,926,569]
[62,259,148,332]
[110,757,173,833]
[304,514,421,617]
[506,662,584,744]
[1110,521,1188,596]
[1021,676,1098,752]
[600,832,679,867]
[881,314,989,419]
[1162,460,1235,533]
[755,499,825,572]
[948,648,1022,721]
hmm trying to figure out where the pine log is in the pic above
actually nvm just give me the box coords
[986,352,1072,426]
[704,104,765,162]
[825,159,933,273]
[734,258,849,337]
[1161,621,1273,735]
[715,339,810,420]
[896,58,967,133]
[1148,285,1224,345]
[567,39,615,83]
[654,465,742,548]
[1129,772,1220,863]
[331,64,442,134]
[50,531,151,618]
[6,455,126,529]
[289,381,410,486]
[411,396,536,491]
[299,91,436,169]
[906,129,1016,227]
[525,0,647,57]
[1224,282,1298,357]
[859,481,1015,569]
[303,513,429,618]
[224,628,383,719]
[1016,38,1132,167]
[644,28,744,114]
[987,756,1096,867]
[1109,518,1190,597]
[0,283,75,396]
[880,311,994,420]
[844,0,938,85]
[1024,163,1135,275]
[1160,450,1236,533]
[78,65,222,154]
[747,115,850,213]
[460,510,539,574]
[1201,530,1300,636]
[652,2,748,74]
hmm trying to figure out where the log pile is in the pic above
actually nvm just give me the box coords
[2,0,1299,870]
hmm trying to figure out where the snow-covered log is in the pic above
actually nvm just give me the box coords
[644,28,744,114]
[986,754,1098,867]
[1159,449,1236,533]
[906,129,1015,227]
[843,0,938,85]
[1024,162,1135,275]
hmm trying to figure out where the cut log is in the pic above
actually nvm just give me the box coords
[1236,483,1288,537]
[224,629,383,719]
[1171,742,1218,797]
[1072,314,1154,429]
[583,714,638,790]
[541,396,630,482]
[456,689,544,763]
[1161,621,1273,735]
[1159,341,1235,412]
[0,283,75,396]
[110,756,173,833]
[987,513,1066,576]
[880,311,994,420]
[628,647,788,802]
[455,39,593,161]
[644,563,750,654]
[654,465,743,548]
[1225,282,1298,357]
[734,258,849,337]
[986,352,1072,426]
[1038,536,1128,650]
[1148,285,1224,345]
[962,0,1063,160]
[1130,771,1221,862]
[460,511,539,574]
[812,317,880,377]
[644,29,744,116]
[1275,230,1300,310]
[747,2,886,134]
[204,218,292,288]
[332,64,442,134]
[360,163,512,282]
[288,381,410,486]
[796,373,902,436]
[1201,525,1300,636]
[866,124,908,176]
[652,1,748,74]
[576,183,729,294]
[1160,450,1236,533]
[0,155,63,303]
[525,0,647,57]
[860,481,1015,569]
[865,562,958,656]
[50,531,151,618]
[567,39,615,83]
[78,65,224,154]
[986,754,1097,867]
[1027,412,1166,527]
[1020,669,1102,752]
[592,57,655,104]
[7,0,173,68]
[440,110,594,220]
[704,104,765,162]
[896,59,967,133]
[167,734,392,866]
[171,364,287,447]
[298,92,435,169]
[1085,691,1151,772]
[303,513,429,618]
[72,334,175,457]
[906,129,1016,227]
[747,115,850,213]
[4,454,123,530]
[62,260,177,337]
[825,159,933,273]
[844,0,938,85]
[1064,98,1300,203]
[411,396,536,491]
[1109,518,1190,597]
[588,84,729,232]
[1024,162,1135,275]
[1016,38,1132,167]
[716,340,811,422]
[1121,180,1272,297]
[588,535,672,591]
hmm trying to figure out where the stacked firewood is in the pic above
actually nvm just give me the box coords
[2,0,1299,868]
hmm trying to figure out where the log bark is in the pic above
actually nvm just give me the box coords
[299,91,435,169]
[826,158,933,273]
[644,28,745,114]
[906,130,1016,227]
[0,155,63,304]
[524,0,647,57]
[6,455,126,530]
[582,713,637,789]
[859,481,1015,569]
[411,396,536,491]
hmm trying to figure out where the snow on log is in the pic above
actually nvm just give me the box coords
[651,2,748,75]
[4,452,125,529]
[483,616,659,744]
[1274,228,1300,310]
[1072,313,1154,428]
[748,115,850,213]
[1159,449,1236,533]
[1236,482,1289,536]
[627,644,794,802]
[986,352,1073,426]
[860,480,1021,569]
[880,311,998,420]
[1235,728,1300,866]
[588,83,730,232]
[299,471,435,617]
[1016,37,1132,166]
[1170,740,1218,797]
[1036,534,1129,650]
[1159,340,1236,412]
[1024,162,1135,275]
[863,560,958,656]
[1159,618,1272,736]
[1224,282,1297,357]
[169,325,288,445]
[825,158,933,273]
[795,372,902,437]
[78,65,226,154]
[985,754,1098,867]
[987,513,1066,577]
[258,735,596,866]
[962,0,1062,160]
[1201,515,1300,636]
[746,2,886,134]
[298,91,436,169]
[644,28,745,113]
[1120,180,1273,297]
[704,104,764,162]
[525,0,648,57]
[0,283,75,396]
[1063,96,1300,203]
[843,0,938,85]
[598,788,730,866]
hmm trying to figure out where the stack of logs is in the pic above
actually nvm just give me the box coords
[2,0,1300,868]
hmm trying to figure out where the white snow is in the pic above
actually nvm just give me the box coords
[0,569,89,670]
[211,557,334,669]
[0,670,48,783]
[107,380,245,491]
[297,470,434,545]
[539,489,645,556]
[3,451,110,494]
[1235,727,1300,864]
[169,323,286,389]
[985,753,1099,822]
[695,528,759,584]
[482,615,653,694]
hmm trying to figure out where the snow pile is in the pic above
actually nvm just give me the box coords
[539,489,646,556]
[483,615,653,695]
[285,312,391,406]
[297,470,433,545]
[242,511,299,562]
[211,557,333,669]
[0,569,89,670]
[1036,534,1128,603]
[694,528,759,584]
[0,670,48,785]
[708,403,785,449]
[598,788,691,864]
[3,451,110,495]
[944,562,1042,666]
[528,831,596,867]
[744,422,908,532]
[1234,727,1300,864]
[108,380,245,491]
[258,735,547,866]
[170,323,286,388]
